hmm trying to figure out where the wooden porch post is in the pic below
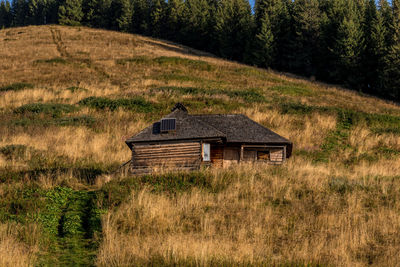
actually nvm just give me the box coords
[240,145,244,162]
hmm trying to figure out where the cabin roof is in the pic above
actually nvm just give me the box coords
[125,104,291,145]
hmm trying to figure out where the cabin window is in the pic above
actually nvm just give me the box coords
[203,143,210,161]
[257,151,270,161]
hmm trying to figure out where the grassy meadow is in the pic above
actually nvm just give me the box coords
[0,25,400,266]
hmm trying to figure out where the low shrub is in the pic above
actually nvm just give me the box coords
[0,144,29,161]
[0,82,34,92]
[55,115,96,127]
[78,96,154,112]
[154,86,265,103]
[225,88,265,103]
[154,56,214,71]
[34,57,68,65]
[12,115,96,127]
[234,67,283,83]
[328,177,357,195]
[364,113,400,134]
[271,84,313,96]
[14,103,78,118]
[279,102,317,115]
[115,56,151,65]
[66,87,88,93]
[155,73,202,82]
[116,56,214,71]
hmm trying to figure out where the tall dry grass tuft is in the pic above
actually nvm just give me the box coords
[0,223,39,267]
[96,163,400,266]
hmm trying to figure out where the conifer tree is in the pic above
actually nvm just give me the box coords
[149,0,166,37]
[252,8,274,67]
[82,0,105,27]
[165,0,183,40]
[131,0,150,34]
[58,0,83,26]
[109,0,132,31]
[28,0,47,24]
[215,0,253,61]
[290,0,323,76]
[382,0,400,100]
[0,0,12,28]
[181,0,213,50]
[331,2,363,87]
[360,0,385,93]
[12,0,29,26]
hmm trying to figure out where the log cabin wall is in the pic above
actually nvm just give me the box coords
[131,141,202,173]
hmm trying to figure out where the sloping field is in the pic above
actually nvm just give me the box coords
[0,25,400,266]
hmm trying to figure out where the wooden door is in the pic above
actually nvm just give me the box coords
[223,147,240,167]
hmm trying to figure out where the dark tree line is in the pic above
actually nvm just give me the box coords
[0,0,399,101]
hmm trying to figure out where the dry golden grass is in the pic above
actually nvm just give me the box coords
[97,162,400,266]
[0,223,39,267]
[1,25,400,266]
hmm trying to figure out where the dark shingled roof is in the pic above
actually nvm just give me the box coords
[126,104,292,148]
[125,109,226,144]
[193,114,290,144]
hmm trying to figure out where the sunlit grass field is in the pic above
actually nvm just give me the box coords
[0,25,400,266]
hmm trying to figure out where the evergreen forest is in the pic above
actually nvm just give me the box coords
[1,0,399,102]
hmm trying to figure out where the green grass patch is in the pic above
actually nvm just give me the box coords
[66,86,89,93]
[172,97,243,113]
[54,115,96,126]
[115,56,151,65]
[0,144,29,161]
[279,102,400,135]
[34,57,68,65]
[12,115,96,127]
[270,84,314,96]
[279,102,321,115]
[14,103,78,118]
[234,67,283,82]
[363,113,400,134]
[154,86,265,103]
[0,82,34,92]
[116,56,214,71]
[78,96,155,112]
[155,73,203,82]
[154,56,214,71]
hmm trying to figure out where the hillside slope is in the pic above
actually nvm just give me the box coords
[0,25,400,266]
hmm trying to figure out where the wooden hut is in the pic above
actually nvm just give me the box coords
[125,103,292,173]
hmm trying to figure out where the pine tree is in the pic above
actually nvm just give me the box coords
[331,3,363,88]
[0,0,12,28]
[252,8,274,67]
[382,0,400,100]
[44,0,60,24]
[361,0,386,94]
[28,0,47,25]
[379,0,393,47]
[272,0,292,70]
[82,0,105,27]
[58,0,84,26]
[149,0,166,37]
[181,0,213,50]
[109,0,132,31]
[12,0,29,26]
[214,0,253,61]
[165,0,183,40]
[290,0,323,76]
[131,0,150,34]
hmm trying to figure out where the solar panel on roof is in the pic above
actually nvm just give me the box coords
[160,118,176,132]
